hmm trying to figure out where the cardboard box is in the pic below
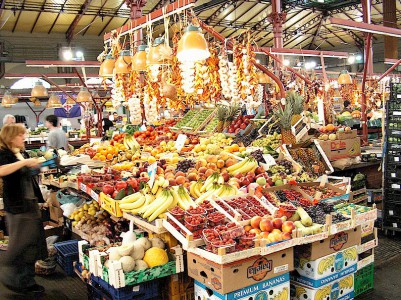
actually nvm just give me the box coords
[317,138,361,161]
[291,273,355,300]
[336,130,357,140]
[292,245,358,288]
[43,221,63,238]
[297,182,352,203]
[195,273,290,300]
[295,226,360,261]
[187,248,293,294]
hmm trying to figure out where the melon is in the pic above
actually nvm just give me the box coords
[143,247,169,268]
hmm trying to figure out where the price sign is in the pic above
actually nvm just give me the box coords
[80,183,87,193]
[147,162,157,188]
[175,134,187,152]
[161,153,174,160]
[139,124,147,132]
[319,175,328,188]
[262,154,276,168]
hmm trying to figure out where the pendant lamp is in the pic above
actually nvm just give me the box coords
[131,45,148,71]
[47,93,63,108]
[2,91,16,107]
[77,87,92,103]
[338,70,352,85]
[147,38,172,66]
[31,81,48,97]
[177,25,210,62]
[66,97,76,105]
[115,50,131,74]
[99,54,115,78]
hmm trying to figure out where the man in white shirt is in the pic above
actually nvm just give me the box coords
[45,115,69,151]
[2,114,15,126]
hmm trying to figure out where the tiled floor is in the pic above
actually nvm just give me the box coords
[1,231,401,300]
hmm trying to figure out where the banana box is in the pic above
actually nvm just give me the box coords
[290,274,354,300]
[292,246,358,288]
[194,273,290,300]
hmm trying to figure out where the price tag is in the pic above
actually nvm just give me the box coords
[161,153,174,160]
[319,175,328,188]
[393,223,398,228]
[80,183,87,193]
[392,173,396,178]
[91,190,100,202]
[392,184,401,189]
[139,124,147,132]
[395,157,400,162]
[132,286,140,292]
[390,210,394,216]
[314,191,322,201]
[175,134,187,152]
[262,154,276,168]
[147,162,157,188]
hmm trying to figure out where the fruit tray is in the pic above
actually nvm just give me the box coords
[94,246,184,288]
[298,182,352,203]
[100,192,123,217]
[123,212,166,234]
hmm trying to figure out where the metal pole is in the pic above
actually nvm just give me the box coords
[361,33,372,145]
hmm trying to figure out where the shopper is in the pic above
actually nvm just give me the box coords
[45,114,69,151]
[102,112,114,133]
[2,114,16,126]
[341,100,352,113]
[0,124,47,294]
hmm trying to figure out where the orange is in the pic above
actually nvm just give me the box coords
[99,155,106,161]
[231,144,239,152]
[100,149,108,156]
[148,156,156,164]
[107,146,114,153]
[107,153,113,160]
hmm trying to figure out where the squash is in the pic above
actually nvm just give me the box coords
[296,207,313,227]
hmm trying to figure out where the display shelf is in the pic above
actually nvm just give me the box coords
[122,212,166,234]
[358,228,378,254]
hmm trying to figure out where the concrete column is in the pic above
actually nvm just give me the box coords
[383,0,398,59]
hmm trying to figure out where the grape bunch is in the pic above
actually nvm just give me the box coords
[250,149,266,163]
[277,160,292,170]
[305,203,349,224]
[176,159,195,173]
[234,129,259,147]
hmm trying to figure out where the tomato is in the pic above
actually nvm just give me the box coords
[102,184,114,195]
[115,181,127,191]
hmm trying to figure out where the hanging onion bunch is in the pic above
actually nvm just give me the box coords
[171,34,185,102]
[194,61,210,103]
[218,50,231,99]
[143,91,158,125]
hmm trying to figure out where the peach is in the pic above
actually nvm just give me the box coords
[225,158,236,168]
[195,160,203,170]
[156,166,164,175]
[175,171,185,178]
[207,163,217,171]
[199,158,207,167]
[219,152,229,161]
[282,221,295,234]
[198,167,208,174]
[249,228,261,235]
[250,216,262,229]
[175,176,186,185]
[188,173,199,182]
[187,167,197,174]
[206,155,218,164]
[205,169,214,178]
[260,219,274,232]
[272,218,283,230]
[216,159,225,169]
[168,179,177,186]
[244,225,252,232]
[271,228,282,235]
[281,232,292,240]
[259,231,270,239]
[221,172,230,182]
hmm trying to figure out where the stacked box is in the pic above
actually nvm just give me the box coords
[195,273,290,300]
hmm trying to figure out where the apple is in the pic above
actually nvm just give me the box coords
[263,215,273,221]
[235,128,241,134]
[235,173,243,179]
[255,166,265,175]
[260,218,274,232]
[250,216,262,229]
[240,177,251,187]
[221,172,230,182]
[272,218,283,230]
[102,184,114,196]
[282,221,295,233]
[256,177,267,186]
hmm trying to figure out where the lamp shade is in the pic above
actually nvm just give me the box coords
[31,81,48,97]
[2,91,16,107]
[177,25,210,62]
[77,87,92,103]
[147,38,172,66]
[132,45,148,71]
[66,97,76,105]
[47,93,63,109]
[338,70,352,85]
[99,55,115,78]
[115,50,131,74]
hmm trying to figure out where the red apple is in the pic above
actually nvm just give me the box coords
[282,221,295,234]
[240,123,247,130]
[255,167,265,175]
[221,172,230,182]
[272,218,283,230]
[240,177,251,187]
[235,173,243,179]
[250,216,262,229]
[260,218,274,232]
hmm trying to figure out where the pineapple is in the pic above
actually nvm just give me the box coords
[216,106,227,132]
[223,104,241,130]
[274,101,296,145]
[286,91,305,126]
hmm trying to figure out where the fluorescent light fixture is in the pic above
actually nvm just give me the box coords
[327,17,401,38]
[26,60,101,67]
[348,56,356,64]
[356,55,362,61]
[76,51,84,58]
[283,59,290,66]
[305,61,316,70]
[63,49,73,60]
[261,47,349,58]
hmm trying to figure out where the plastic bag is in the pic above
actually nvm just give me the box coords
[60,203,77,217]
[57,189,81,205]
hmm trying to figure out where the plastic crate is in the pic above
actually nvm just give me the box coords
[90,274,160,300]
[354,263,374,296]
[54,240,79,276]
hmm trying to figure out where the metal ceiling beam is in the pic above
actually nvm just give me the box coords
[4,73,99,79]
[82,0,109,36]
[26,60,100,67]
[226,4,267,38]
[66,0,94,43]
[210,1,246,30]
[203,3,226,25]
[328,17,401,37]
[97,1,126,37]
[48,0,68,34]
[308,15,325,50]
[30,0,46,33]
[194,0,229,16]
[12,0,25,33]
[220,2,259,35]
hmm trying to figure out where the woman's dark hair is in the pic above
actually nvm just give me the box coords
[45,115,58,127]
[344,100,351,108]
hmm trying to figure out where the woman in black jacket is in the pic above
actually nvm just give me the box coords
[0,124,47,294]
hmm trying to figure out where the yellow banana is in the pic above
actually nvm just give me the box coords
[151,178,160,195]
[226,158,248,173]
[189,181,198,198]
[119,197,145,210]
[148,192,174,222]
[194,180,202,198]
[120,192,142,204]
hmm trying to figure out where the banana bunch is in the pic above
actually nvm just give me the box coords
[142,189,174,222]
[189,180,203,198]
[119,192,147,211]
[272,288,288,300]
[343,247,357,262]
[317,256,335,275]
[200,173,224,193]
[196,183,240,204]
[227,157,258,176]
[123,134,140,151]
[151,176,170,195]
[171,186,197,210]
